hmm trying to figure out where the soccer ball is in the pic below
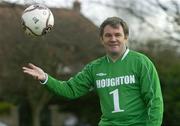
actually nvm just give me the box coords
[21,4,54,36]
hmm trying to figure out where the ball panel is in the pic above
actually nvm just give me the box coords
[24,4,48,13]
[42,10,54,35]
[22,10,48,35]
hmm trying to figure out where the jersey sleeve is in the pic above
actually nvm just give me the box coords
[44,64,94,99]
[139,57,164,126]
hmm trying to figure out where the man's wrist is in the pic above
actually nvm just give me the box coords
[40,73,48,84]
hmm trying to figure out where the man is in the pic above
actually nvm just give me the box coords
[23,17,163,126]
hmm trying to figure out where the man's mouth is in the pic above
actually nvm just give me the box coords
[108,44,119,47]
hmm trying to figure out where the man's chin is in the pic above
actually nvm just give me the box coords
[109,51,119,56]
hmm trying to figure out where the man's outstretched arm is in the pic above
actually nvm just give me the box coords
[22,63,94,99]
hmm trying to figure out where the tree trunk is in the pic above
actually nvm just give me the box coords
[28,91,52,126]
[31,106,42,126]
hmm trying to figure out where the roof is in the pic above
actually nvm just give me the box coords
[0,3,104,75]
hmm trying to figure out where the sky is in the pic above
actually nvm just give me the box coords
[1,0,173,26]
[2,0,119,26]
[2,0,176,30]
[2,0,180,45]
[1,0,167,32]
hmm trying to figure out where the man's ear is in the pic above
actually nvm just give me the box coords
[124,35,128,42]
[100,37,104,44]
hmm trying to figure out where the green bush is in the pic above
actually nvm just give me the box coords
[0,102,13,115]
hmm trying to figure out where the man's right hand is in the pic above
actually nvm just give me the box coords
[22,63,46,82]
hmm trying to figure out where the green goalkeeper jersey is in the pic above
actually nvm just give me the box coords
[45,49,163,126]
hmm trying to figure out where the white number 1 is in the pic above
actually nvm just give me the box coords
[109,89,124,113]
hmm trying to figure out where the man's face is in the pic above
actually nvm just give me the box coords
[101,25,128,57]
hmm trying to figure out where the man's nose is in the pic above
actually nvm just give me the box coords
[110,35,116,41]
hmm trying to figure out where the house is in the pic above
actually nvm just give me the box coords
[0,1,103,126]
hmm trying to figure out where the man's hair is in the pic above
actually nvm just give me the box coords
[99,17,129,38]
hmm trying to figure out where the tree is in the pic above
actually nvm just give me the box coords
[134,39,180,126]
[0,3,101,126]
[90,0,180,44]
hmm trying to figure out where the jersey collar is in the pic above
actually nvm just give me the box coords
[106,48,129,63]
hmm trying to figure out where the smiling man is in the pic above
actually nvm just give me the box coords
[23,17,164,126]
[100,18,128,61]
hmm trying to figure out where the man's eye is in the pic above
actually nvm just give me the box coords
[104,34,112,37]
[115,33,122,37]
